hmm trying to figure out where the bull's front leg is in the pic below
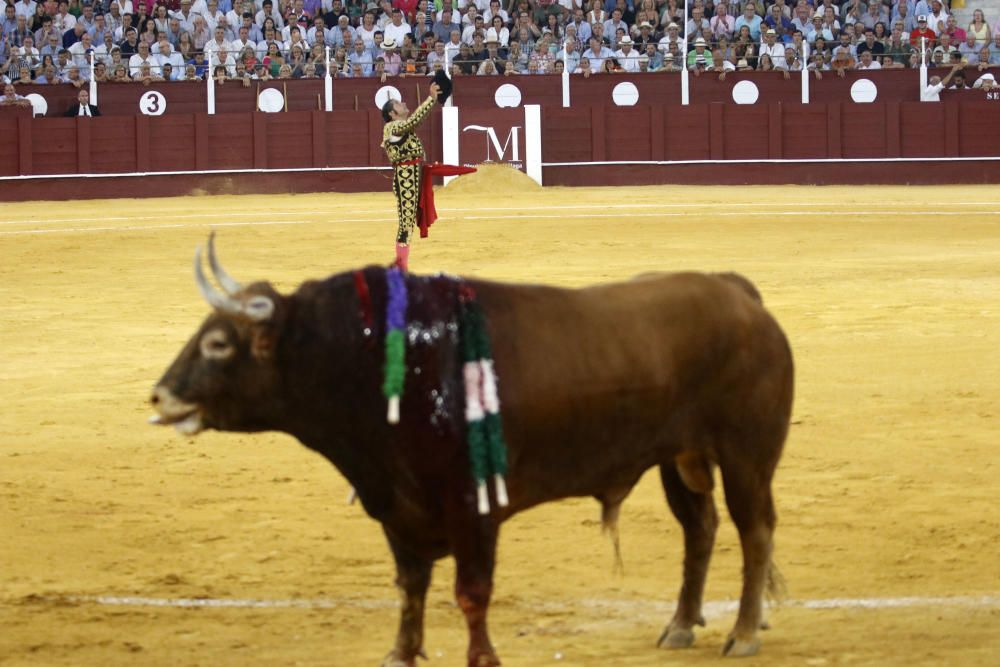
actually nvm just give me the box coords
[381,536,433,667]
[452,521,501,667]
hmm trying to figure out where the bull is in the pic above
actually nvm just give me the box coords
[150,235,794,666]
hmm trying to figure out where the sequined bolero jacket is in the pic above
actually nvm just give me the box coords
[382,95,437,165]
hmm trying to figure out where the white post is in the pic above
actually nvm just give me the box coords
[324,46,332,111]
[801,41,809,104]
[89,51,97,105]
[919,37,928,101]
[207,58,216,115]
[524,104,542,185]
[561,40,570,107]
[442,105,459,183]
[681,0,689,105]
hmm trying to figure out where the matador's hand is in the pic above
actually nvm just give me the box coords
[429,82,441,100]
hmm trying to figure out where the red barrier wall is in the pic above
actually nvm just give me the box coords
[2,97,998,200]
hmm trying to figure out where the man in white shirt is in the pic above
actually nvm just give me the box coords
[382,8,411,46]
[925,0,948,36]
[68,32,95,70]
[172,0,198,32]
[254,0,284,30]
[231,25,257,54]
[582,35,612,71]
[921,63,961,100]
[757,29,786,69]
[657,22,681,54]
[856,50,881,69]
[204,26,232,55]
[211,46,238,77]
[128,41,161,78]
[615,35,640,72]
[14,0,37,20]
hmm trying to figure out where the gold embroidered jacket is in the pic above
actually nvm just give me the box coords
[382,95,437,165]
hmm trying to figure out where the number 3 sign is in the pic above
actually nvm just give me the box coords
[140,91,167,116]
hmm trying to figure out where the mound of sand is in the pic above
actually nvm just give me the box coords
[442,163,541,194]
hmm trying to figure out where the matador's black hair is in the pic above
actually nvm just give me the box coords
[381,99,396,123]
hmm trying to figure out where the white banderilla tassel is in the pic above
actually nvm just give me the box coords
[386,395,400,424]
[476,480,490,515]
[493,474,509,507]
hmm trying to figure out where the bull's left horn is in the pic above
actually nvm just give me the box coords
[207,231,244,296]
[195,246,244,315]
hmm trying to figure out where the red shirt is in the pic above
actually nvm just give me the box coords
[909,27,936,49]
[393,0,418,19]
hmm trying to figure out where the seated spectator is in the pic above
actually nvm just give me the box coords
[92,60,109,82]
[991,34,1000,65]
[64,88,100,116]
[34,63,62,83]
[911,15,936,50]
[831,48,856,76]
[0,82,32,107]
[757,52,774,71]
[933,33,959,62]
[977,47,993,71]
[477,58,498,76]
[948,69,969,89]
[959,33,981,64]
[856,28,885,58]
[857,50,881,70]
[111,64,130,81]
[943,15,966,45]
[136,61,165,85]
[973,72,997,89]
[13,65,32,84]
[967,10,991,47]
[734,2,763,41]
[64,65,87,88]
[885,27,913,66]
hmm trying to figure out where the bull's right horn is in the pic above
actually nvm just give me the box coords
[207,231,244,296]
[195,246,244,315]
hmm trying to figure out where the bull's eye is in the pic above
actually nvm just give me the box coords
[200,329,234,360]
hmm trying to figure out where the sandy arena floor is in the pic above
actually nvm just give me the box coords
[1,176,999,667]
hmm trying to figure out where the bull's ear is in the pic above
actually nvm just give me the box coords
[244,295,281,360]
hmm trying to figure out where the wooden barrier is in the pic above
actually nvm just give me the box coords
[1,98,998,199]
[12,68,996,117]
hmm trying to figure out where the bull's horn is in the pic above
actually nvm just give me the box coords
[207,231,244,296]
[195,246,244,315]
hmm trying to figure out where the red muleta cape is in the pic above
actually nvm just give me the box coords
[418,163,477,238]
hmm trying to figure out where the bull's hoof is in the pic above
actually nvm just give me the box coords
[657,626,695,649]
[469,653,501,667]
[380,650,416,667]
[722,635,761,658]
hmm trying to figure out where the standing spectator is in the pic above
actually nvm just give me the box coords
[922,63,962,100]
[383,8,410,46]
[64,87,101,116]
[925,0,949,37]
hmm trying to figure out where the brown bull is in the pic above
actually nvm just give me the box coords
[150,236,794,666]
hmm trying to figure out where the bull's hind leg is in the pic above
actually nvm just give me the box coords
[719,464,777,658]
[657,455,718,650]
[381,537,434,667]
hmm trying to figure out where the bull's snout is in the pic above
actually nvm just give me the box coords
[148,385,204,435]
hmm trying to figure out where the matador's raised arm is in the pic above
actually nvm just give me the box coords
[385,94,437,138]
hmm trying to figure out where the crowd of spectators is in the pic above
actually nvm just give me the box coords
[1,0,999,93]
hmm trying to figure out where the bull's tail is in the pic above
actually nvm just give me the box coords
[765,559,787,606]
[716,272,763,304]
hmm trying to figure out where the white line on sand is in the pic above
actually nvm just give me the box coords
[29,594,1000,620]
[3,210,1000,237]
[4,201,1000,226]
